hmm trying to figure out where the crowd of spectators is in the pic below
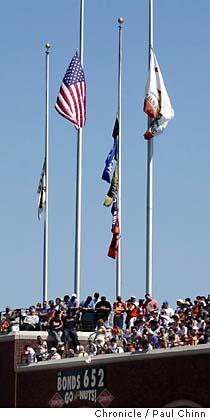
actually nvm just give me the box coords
[1,291,210,363]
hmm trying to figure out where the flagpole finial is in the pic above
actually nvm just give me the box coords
[118,17,123,25]
[45,43,51,50]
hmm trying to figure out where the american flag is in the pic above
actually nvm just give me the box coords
[55,52,86,129]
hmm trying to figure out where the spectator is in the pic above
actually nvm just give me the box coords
[0,307,13,332]
[85,338,97,355]
[35,335,48,361]
[63,295,70,310]
[184,298,193,310]
[113,296,126,329]
[177,321,188,344]
[136,299,145,319]
[35,303,42,315]
[62,309,80,352]
[42,302,56,330]
[124,340,135,353]
[171,313,180,330]
[91,292,100,309]
[67,294,80,320]
[116,340,125,353]
[160,300,174,318]
[77,345,88,357]
[205,300,210,314]
[22,307,40,331]
[54,297,65,312]
[186,328,199,346]
[175,299,186,315]
[197,327,206,344]
[125,297,137,329]
[198,306,208,322]
[130,326,140,342]
[2,307,13,321]
[144,294,159,316]
[67,348,76,358]
[95,318,107,346]
[151,335,159,349]
[158,327,168,349]
[48,310,63,346]
[95,296,112,323]
[24,344,37,363]
[49,347,61,360]
[135,318,146,335]
[79,296,94,317]
[109,337,117,352]
[10,309,21,331]
[159,312,171,328]
[38,301,50,330]
[167,326,180,347]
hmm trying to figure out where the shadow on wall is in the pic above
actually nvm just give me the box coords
[164,399,202,408]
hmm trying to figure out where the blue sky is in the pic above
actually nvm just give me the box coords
[1,0,210,312]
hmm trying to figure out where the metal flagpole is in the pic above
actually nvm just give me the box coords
[74,0,84,303]
[116,17,123,298]
[43,42,50,302]
[146,0,154,295]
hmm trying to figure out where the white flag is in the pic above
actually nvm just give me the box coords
[37,161,46,220]
[144,50,174,140]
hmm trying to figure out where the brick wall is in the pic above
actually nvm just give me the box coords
[1,332,210,408]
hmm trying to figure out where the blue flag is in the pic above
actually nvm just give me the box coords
[102,118,119,183]
[101,138,117,183]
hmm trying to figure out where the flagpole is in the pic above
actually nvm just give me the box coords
[116,17,123,298]
[43,42,50,302]
[146,0,154,296]
[74,0,84,303]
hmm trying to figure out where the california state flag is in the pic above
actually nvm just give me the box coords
[144,49,174,140]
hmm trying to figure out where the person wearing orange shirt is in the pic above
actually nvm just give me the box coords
[113,296,126,329]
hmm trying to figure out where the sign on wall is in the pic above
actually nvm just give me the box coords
[51,366,114,407]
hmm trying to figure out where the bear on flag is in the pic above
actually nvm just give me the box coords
[143,49,174,140]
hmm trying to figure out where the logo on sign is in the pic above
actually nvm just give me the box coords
[97,388,114,407]
[49,392,64,408]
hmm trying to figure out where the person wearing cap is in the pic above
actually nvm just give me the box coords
[49,347,61,360]
[85,338,97,355]
[125,297,138,329]
[175,299,185,315]
[160,300,174,318]
[67,294,80,320]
